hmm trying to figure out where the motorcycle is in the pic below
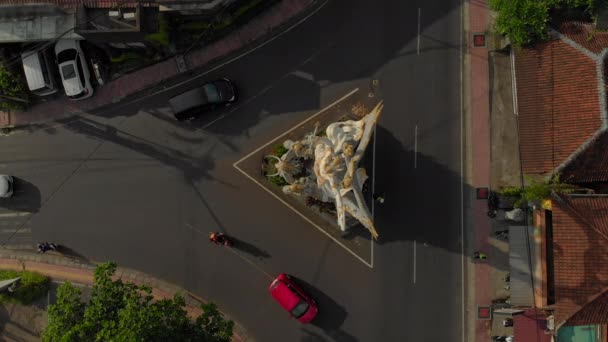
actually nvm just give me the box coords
[209,232,233,247]
[37,242,59,253]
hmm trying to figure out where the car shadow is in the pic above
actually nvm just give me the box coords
[289,276,356,342]
[230,236,271,259]
[0,178,41,213]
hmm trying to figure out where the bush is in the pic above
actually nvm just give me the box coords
[0,270,50,305]
[0,63,29,110]
[273,144,288,157]
[145,16,170,47]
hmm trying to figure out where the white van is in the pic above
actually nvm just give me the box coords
[21,49,58,96]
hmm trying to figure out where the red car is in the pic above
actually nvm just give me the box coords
[269,273,318,323]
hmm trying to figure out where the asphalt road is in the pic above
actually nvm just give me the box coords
[0,0,466,341]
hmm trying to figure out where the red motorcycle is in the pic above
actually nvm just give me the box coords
[209,232,233,247]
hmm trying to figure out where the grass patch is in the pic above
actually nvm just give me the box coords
[0,270,50,305]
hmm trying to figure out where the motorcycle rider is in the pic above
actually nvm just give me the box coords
[209,232,226,245]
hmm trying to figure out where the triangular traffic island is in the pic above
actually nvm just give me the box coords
[234,89,382,267]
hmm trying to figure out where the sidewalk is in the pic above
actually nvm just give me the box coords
[0,248,252,342]
[0,0,319,129]
[467,0,521,341]
[466,0,493,341]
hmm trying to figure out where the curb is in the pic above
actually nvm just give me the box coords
[0,248,253,342]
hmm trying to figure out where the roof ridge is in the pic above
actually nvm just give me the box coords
[550,25,608,175]
[563,287,608,326]
[551,193,608,242]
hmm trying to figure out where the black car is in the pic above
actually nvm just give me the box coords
[169,79,237,121]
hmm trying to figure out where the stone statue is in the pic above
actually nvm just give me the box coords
[266,102,383,239]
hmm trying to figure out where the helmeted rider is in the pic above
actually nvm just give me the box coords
[209,232,225,244]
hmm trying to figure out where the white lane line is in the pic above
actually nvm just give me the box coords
[115,0,330,110]
[0,228,31,234]
[235,88,359,164]
[371,123,377,268]
[460,0,466,341]
[413,240,417,284]
[233,88,373,268]
[417,8,422,55]
[414,124,418,168]
[0,212,31,218]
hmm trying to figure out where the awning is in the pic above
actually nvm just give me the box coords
[509,225,536,307]
[514,309,552,342]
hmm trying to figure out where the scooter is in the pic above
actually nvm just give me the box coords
[37,242,59,253]
[209,232,233,247]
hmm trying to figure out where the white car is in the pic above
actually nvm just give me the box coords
[55,39,94,100]
[0,175,14,198]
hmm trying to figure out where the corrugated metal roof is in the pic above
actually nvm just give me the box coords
[509,225,535,307]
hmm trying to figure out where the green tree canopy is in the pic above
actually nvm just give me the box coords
[489,0,599,46]
[43,262,234,342]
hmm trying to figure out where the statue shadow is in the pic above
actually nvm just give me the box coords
[371,125,469,255]
[0,178,41,213]
[230,237,271,259]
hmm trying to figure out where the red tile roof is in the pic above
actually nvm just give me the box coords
[513,309,552,342]
[561,131,608,183]
[551,194,608,326]
[515,36,603,176]
[559,21,608,55]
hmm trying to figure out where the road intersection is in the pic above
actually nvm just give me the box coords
[0,0,466,341]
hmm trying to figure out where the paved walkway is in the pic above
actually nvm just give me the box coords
[0,248,252,341]
[0,0,317,129]
[467,0,493,341]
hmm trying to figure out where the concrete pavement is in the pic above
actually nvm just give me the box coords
[0,247,252,342]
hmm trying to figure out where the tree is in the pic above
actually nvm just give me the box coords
[43,262,234,342]
[490,0,599,46]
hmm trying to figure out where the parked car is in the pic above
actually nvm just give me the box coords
[0,175,14,198]
[268,273,318,323]
[21,48,58,96]
[55,39,94,100]
[169,79,237,121]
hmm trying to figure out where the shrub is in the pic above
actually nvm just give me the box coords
[273,144,288,157]
[489,0,598,46]
[0,63,29,110]
[145,16,170,47]
[0,270,50,305]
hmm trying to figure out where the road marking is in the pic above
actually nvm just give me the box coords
[234,88,373,268]
[459,0,466,341]
[417,8,422,55]
[0,228,31,234]
[0,212,31,218]
[235,88,359,165]
[186,224,275,280]
[114,0,330,110]
[226,247,275,281]
[413,240,417,284]
[414,125,418,168]
[371,123,377,268]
